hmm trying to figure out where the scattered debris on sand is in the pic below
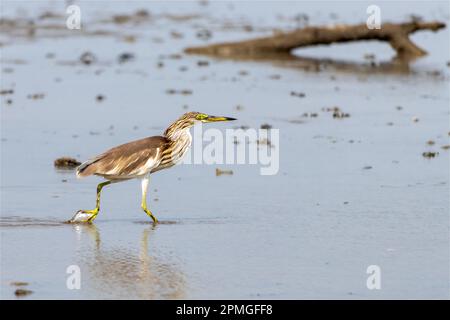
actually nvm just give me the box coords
[118,52,135,64]
[197,60,209,67]
[27,93,45,100]
[290,91,305,98]
[170,30,184,39]
[14,289,33,297]
[257,138,272,147]
[122,35,136,43]
[79,52,97,65]
[422,151,438,158]
[163,53,182,60]
[111,9,151,25]
[322,106,349,118]
[288,119,305,124]
[233,125,250,130]
[412,116,420,123]
[165,89,192,95]
[216,168,233,176]
[302,112,318,118]
[363,53,376,61]
[11,281,29,286]
[0,89,14,95]
[38,11,63,20]
[196,29,212,41]
[426,70,441,77]
[332,110,350,119]
[54,157,81,169]
[260,123,272,129]
[269,74,281,80]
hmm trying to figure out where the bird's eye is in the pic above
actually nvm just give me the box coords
[196,114,208,120]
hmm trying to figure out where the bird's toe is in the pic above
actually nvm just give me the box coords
[68,210,95,223]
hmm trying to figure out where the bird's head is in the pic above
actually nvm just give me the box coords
[164,112,236,139]
[183,112,236,124]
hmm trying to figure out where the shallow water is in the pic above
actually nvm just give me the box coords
[1,1,449,299]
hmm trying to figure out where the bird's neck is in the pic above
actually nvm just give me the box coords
[163,127,192,164]
[164,119,193,141]
[164,125,192,143]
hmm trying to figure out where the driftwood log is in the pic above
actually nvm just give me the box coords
[185,21,446,60]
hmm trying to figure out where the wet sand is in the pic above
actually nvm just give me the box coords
[1,1,449,299]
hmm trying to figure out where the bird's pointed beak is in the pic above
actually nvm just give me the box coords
[204,115,237,123]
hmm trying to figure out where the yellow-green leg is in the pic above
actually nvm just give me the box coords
[141,175,158,224]
[76,181,111,223]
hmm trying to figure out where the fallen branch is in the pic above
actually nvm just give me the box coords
[185,21,445,59]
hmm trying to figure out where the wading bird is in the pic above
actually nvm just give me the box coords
[69,112,236,224]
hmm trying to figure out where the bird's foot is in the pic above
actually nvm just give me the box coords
[67,209,98,224]
[143,208,159,224]
[150,216,159,224]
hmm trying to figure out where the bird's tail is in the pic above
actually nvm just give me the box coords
[76,158,99,178]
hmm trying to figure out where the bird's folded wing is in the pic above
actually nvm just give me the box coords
[76,136,169,178]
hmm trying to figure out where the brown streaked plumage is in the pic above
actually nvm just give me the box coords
[76,136,169,179]
[69,112,236,224]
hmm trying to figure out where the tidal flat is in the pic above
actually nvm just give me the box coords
[1,1,449,299]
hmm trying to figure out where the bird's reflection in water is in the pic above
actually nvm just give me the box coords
[72,224,185,299]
